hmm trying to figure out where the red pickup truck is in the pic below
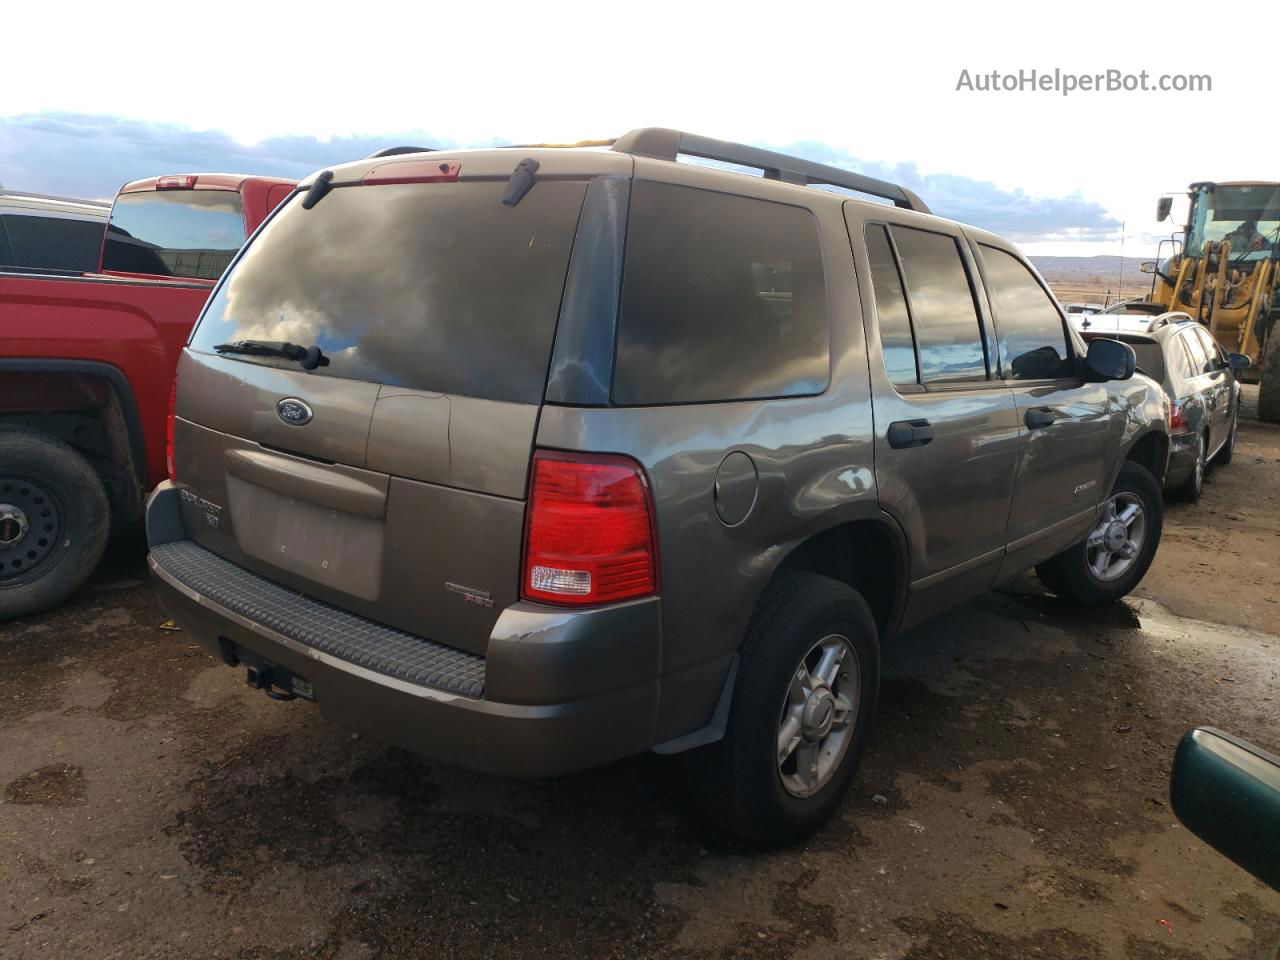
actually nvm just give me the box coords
[0,173,295,618]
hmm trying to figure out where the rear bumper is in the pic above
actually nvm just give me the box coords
[146,483,661,778]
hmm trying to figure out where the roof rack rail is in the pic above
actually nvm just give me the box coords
[611,128,930,214]
[1146,311,1196,333]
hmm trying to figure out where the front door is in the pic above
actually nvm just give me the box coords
[971,241,1111,574]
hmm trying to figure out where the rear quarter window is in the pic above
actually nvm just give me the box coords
[103,190,246,280]
[612,181,829,405]
[1,214,104,272]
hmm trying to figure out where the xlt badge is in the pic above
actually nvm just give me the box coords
[276,397,314,426]
[445,581,494,608]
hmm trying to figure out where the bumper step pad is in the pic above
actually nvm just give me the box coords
[151,540,485,697]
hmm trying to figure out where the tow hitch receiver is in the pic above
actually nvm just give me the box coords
[245,664,314,702]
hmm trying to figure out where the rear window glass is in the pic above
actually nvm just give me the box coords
[1,215,104,272]
[891,226,987,383]
[612,181,829,405]
[979,245,1074,380]
[190,180,588,405]
[1126,341,1166,381]
[103,190,245,280]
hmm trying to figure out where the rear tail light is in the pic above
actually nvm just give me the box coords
[156,175,197,190]
[165,379,178,481]
[522,451,658,606]
[1168,402,1189,434]
[361,159,461,186]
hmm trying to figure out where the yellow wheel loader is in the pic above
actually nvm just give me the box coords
[1147,181,1280,421]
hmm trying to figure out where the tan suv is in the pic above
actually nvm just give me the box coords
[147,129,1170,845]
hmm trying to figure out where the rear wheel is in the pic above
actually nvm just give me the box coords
[1259,318,1280,424]
[1171,432,1206,502]
[1215,406,1238,466]
[684,573,879,847]
[1036,461,1163,606]
[0,427,110,620]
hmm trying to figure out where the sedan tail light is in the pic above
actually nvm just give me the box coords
[522,451,658,606]
[1168,402,1189,435]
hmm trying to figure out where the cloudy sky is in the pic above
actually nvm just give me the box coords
[5,0,1277,256]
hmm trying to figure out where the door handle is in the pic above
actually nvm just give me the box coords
[887,419,934,449]
[1025,407,1060,430]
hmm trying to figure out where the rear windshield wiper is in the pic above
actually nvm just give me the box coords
[214,340,330,370]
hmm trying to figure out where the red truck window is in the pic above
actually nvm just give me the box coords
[103,190,246,281]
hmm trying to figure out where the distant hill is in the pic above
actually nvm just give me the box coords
[1033,256,1152,302]
[1030,256,1135,283]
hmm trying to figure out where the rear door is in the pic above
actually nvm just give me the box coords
[175,169,590,655]
[849,210,1021,622]
[972,241,1111,574]
[1190,325,1233,447]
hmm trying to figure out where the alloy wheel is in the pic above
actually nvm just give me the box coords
[776,633,860,799]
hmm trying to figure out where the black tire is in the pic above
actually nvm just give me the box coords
[1036,461,1163,606]
[1170,431,1206,502]
[1214,406,1237,466]
[684,573,880,847]
[0,426,110,620]
[1260,319,1280,424]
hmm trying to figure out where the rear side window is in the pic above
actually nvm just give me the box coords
[191,180,588,405]
[890,226,987,383]
[1,215,104,272]
[979,245,1074,380]
[1181,329,1210,373]
[612,181,829,405]
[1173,336,1198,379]
[864,225,918,385]
[103,190,246,280]
[1193,326,1224,366]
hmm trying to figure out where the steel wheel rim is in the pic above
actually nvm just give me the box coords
[1193,436,1204,492]
[776,633,860,799]
[1085,491,1146,582]
[0,477,64,584]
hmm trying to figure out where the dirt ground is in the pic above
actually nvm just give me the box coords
[3,418,1279,960]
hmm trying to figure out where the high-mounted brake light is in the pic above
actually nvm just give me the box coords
[522,451,658,607]
[156,175,197,190]
[1168,402,1189,434]
[361,159,461,186]
[165,379,178,481]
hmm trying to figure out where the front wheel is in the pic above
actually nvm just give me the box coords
[684,573,880,847]
[1036,461,1163,606]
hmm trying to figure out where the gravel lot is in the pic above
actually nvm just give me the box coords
[3,413,1279,960]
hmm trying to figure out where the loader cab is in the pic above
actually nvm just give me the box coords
[1184,181,1280,265]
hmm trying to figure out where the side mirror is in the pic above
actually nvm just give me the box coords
[1083,338,1136,381]
[1171,727,1280,892]
[1156,196,1174,222]
[1228,353,1252,372]
[1139,261,1157,275]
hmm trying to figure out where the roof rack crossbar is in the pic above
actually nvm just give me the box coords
[611,128,930,214]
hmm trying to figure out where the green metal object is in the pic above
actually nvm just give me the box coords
[1171,726,1280,891]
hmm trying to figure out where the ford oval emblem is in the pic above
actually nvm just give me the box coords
[276,398,314,426]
